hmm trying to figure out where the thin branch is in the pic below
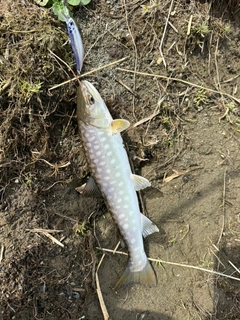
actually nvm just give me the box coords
[97,247,240,282]
[96,254,110,320]
[217,170,227,246]
[116,68,240,104]
[49,56,129,91]
[122,0,138,118]
[159,0,174,67]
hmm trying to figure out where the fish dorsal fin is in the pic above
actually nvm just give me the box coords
[131,174,151,191]
[141,213,159,238]
[76,176,102,198]
[111,119,130,135]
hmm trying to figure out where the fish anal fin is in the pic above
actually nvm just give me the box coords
[75,176,102,198]
[115,260,156,290]
[111,119,130,135]
[141,213,159,238]
[131,174,151,191]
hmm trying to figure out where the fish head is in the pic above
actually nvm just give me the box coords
[77,80,112,129]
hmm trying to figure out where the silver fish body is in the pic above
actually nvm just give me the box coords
[77,81,159,288]
[64,16,84,74]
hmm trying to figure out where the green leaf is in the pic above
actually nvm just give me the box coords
[52,2,70,22]
[34,0,49,6]
[79,0,91,4]
[67,0,81,5]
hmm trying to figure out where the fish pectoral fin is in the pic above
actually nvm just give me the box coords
[115,260,157,290]
[141,213,159,238]
[111,119,130,135]
[76,176,102,198]
[131,174,151,191]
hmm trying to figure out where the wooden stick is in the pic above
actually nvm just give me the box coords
[97,247,240,282]
[117,68,240,104]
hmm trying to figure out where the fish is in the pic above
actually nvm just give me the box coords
[63,14,84,74]
[77,80,159,289]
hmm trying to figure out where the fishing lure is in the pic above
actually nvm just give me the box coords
[64,14,84,74]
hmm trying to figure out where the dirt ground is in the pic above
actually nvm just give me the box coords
[1,0,240,319]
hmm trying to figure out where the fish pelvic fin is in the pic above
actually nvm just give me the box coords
[141,213,159,238]
[131,174,151,191]
[115,260,157,290]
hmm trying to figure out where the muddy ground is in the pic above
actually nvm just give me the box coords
[1,0,240,319]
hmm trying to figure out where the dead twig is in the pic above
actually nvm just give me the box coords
[187,15,193,36]
[33,157,70,177]
[96,254,110,320]
[27,229,64,247]
[97,247,240,282]
[48,49,81,87]
[49,56,129,91]
[117,68,240,104]
[159,0,174,67]
[228,260,240,275]
[0,78,11,95]
[217,170,227,246]
[130,105,162,129]
[0,243,5,264]
[163,166,202,183]
[115,79,139,98]
[122,0,138,119]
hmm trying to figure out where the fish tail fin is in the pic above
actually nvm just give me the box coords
[115,260,157,290]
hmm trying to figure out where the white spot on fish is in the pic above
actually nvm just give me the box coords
[99,161,106,166]
[104,144,110,149]
[137,260,143,267]
[106,151,112,156]
[118,181,124,187]
[101,137,107,142]
[130,238,136,244]
[104,176,111,181]
[94,144,100,150]
[110,158,116,164]
[117,198,123,203]
[119,190,124,195]
[88,135,95,142]
[96,151,101,156]
[115,172,121,177]
[119,213,125,219]
[123,223,129,229]
[123,204,129,209]
[106,169,111,174]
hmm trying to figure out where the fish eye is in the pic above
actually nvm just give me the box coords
[86,92,95,105]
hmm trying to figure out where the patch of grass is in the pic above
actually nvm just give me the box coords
[192,24,211,38]
[73,221,87,236]
[199,252,213,269]
[194,87,209,107]
[19,79,42,102]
